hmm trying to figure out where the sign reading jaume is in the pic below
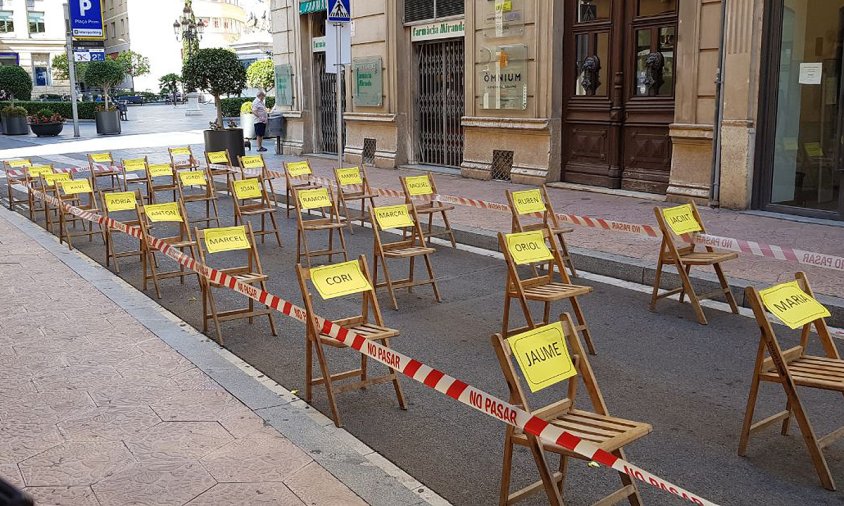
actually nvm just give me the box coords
[410,19,465,42]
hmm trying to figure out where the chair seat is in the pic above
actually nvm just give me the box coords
[161,238,195,249]
[514,282,591,302]
[124,173,146,182]
[290,181,321,190]
[342,191,378,200]
[515,409,652,454]
[240,205,275,216]
[673,251,738,265]
[384,246,436,258]
[301,217,347,230]
[416,202,454,213]
[551,226,574,235]
[319,323,399,348]
[761,355,844,392]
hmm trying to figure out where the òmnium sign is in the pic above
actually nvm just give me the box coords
[410,20,465,42]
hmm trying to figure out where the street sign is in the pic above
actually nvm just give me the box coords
[327,0,351,23]
[73,48,104,62]
[69,0,105,40]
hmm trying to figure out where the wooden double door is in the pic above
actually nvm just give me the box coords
[561,0,678,194]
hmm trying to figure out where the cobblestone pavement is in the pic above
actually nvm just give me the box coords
[0,212,368,506]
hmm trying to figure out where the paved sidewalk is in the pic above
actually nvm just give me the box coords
[0,213,368,505]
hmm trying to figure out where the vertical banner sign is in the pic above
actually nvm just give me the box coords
[275,64,294,107]
[353,57,383,107]
[70,0,105,40]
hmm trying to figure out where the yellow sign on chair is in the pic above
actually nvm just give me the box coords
[179,170,207,187]
[287,161,312,177]
[233,179,263,200]
[662,204,702,236]
[298,188,332,210]
[43,172,71,185]
[241,156,264,169]
[508,322,576,393]
[207,151,229,164]
[336,167,363,186]
[374,205,414,230]
[60,179,92,195]
[311,260,372,299]
[405,175,433,196]
[204,226,251,253]
[145,202,183,223]
[170,147,191,156]
[26,165,53,178]
[123,159,146,172]
[90,153,112,163]
[511,189,546,215]
[760,281,831,330]
[148,164,173,177]
[104,192,137,212]
[505,231,554,265]
[7,159,31,168]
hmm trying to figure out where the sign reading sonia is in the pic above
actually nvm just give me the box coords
[311,260,372,300]
[505,230,553,265]
[760,281,831,329]
[204,226,251,254]
[508,322,576,393]
[662,204,702,236]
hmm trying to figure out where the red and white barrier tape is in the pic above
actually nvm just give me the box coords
[27,185,717,505]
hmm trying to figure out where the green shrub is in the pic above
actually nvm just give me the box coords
[0,66,33,102]
[182,48,247,128]
[221,96,275,118]
[0,101,97,120]
[84,60,126,108]
[1,105,27,117]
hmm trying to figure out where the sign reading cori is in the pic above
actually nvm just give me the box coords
[410,19,465,42]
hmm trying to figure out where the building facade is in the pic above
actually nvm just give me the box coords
[0,0,68,95]
[271,0,843,222]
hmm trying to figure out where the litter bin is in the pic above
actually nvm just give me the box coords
[266,114,286,155]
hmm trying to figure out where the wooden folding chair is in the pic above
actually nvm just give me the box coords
[295,255,407,427]
[239,154,279,206]
[492,313,651,505]
[195,223,277,345]
[4,158,31,211]
[506,186,577,277]
[284,160,322,218]
[20,164,54,221]
[168,146,199,172]
[100,189,143,273]
[400,172,457,247]
[650,202,739,325]
[231,177,282,247]
[120,157,153,204]
[137,199,200,299]
[145,162,179,203]
[499,229,596,354]
[205,149,238,197]
[369,204,441,310]
[739,272,844,490]
[176,165,221,228]
[334,166,377,233]
[55,178,105,250]
[292,186,348,268]
[39,171,72,232]
[88,152,121,191]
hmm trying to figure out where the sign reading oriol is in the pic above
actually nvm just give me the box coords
[505,230,553,265]
[508,322,576,393]
[310,260,372,299]
[760,281,831,329]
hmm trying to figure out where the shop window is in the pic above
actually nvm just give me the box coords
[577,0,610,23]
[28,11,45,34]
[405,0,463,23]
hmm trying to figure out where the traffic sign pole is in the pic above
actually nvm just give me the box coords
[64,3,80,138]
[328,0,351,170]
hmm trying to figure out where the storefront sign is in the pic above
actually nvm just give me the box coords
[275,64,294,107]
[483,0,525,39]
[479,44,528,110]
[313,36,327,52]
[353,56,383,107]
[410,20,465,42]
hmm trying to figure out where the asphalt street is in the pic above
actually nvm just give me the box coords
[4,168,844,506]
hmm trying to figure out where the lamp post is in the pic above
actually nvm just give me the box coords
[173,1,205,116]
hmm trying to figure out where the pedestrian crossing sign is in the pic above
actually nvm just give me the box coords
[327,0,351,23]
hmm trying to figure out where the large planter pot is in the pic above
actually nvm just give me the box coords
[240,112,255,139]
[95,110,121,135]
[29,122,64,137]
[204,128,245,166]
[2,115,29,135]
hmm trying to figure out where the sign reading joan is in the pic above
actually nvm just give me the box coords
[275,64,294,107]
[479,44,528,110]
[411,19,465,42]
[70,0,105,40]
[507,322,576,393]
[760,281,831,330]
[353,57,383,107]
[233,179,263,200]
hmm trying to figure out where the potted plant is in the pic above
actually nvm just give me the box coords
[239,100,255,139]
[183,48,247,164]
[28,109,64,137]
[84,59,126,135]
[0,65,33,135]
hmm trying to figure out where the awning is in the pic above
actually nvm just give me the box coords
[299,0,327,15]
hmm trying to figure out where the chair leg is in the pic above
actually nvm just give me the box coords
[207,286,224,345]
[423,254,441,302]
[499,427,515,506]
[738,340,766,456]
[649,257,664,311]
[385,339,407,410]
[305,338,314,402]
[713,262,740,314]
[569,296,596,355]
[555,232,577,278]
[677,262,707,325]
[439,209,457,248]
[269,211,282,248]
[526,436,564,506]
[327,227,334,263]
[679,265,692,303]
[337,227,348,262]
[408,256,415,293]
[615,448,643,506]
[380,256,400,310]
[314,339,343,428]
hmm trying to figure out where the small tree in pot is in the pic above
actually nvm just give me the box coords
[85,59,126,135]
[183,48,247,163]
[0,65,33,135]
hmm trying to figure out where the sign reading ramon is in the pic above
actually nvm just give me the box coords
[70,0,105,40]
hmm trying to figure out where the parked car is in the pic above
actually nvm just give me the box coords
[116,95,144,105]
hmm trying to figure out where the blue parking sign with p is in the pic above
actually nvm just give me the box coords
[327,0,351,23]
[70,0,105,40]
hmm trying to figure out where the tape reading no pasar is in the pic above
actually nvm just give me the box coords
[508,322,576,393]
[204,226,250,253]
[512,189,546,215]
[311,260,372,299]
[663,205,702,236]
[760,281,831,329]
[506,231,554,265]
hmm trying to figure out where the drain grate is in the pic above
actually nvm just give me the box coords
[491,150,514,181]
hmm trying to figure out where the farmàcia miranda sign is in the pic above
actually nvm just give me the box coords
[410,19,465,42]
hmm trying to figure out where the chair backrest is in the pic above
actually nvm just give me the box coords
[490,313,609,416]
[146,162,177,192]
[498,228,572,288]
[195,223,261,275]
[400,172,436,202]
[746,272,840,365]
[137,199,192,242]
[177,164,214,200]
[293,186,339,218]
[169,146,197,170]
[334,166,371,195]
[370,204,427,249]
[4,159,31,177]
[296,255,386,336]
[653,202,707,257]
[121,156,148,184]
[506,186,560,233]
[206,149,232,168]
[100,189,141,223]
[57,177,97,209]
[239,154,267,178]
[231,177,271,209]
[25,164,54,184]
[88,152,114,174]
[284,160,314,185]
[40,171,73,192]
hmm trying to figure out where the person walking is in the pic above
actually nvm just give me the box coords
[252,91,268,153]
